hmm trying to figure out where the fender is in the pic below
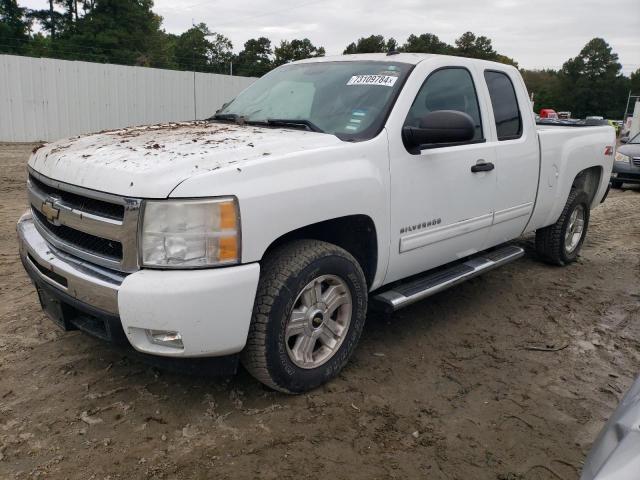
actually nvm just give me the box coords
[170,132,392,290]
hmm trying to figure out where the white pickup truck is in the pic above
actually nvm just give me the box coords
[18,53,615,393]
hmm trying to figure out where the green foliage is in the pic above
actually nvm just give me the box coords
[1,1,637,121]
[342,31,518,66]
[558,38,627,118]
[173,23,233,72]
[454,31,496,59]
[273,38,324,66]
[401,33,450,54]
[0,0,29,53]
[27,0,84,39]
[234,37,273,77]
[343,34,388,54]
[385,37,397,52]
[520,69,562,111]
[46,0,166,65]
[452,31,518,66]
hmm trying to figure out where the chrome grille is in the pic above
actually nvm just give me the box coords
[32,209,123,260]
[29,174,125,220]
[27,169,141,272]
[633,157,640,167]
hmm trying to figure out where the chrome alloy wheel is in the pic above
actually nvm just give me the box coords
[565,204,585,254]
[285,274,352,369]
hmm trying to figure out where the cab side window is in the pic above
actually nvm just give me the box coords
[484,70,522,140]
[405,67,484,142]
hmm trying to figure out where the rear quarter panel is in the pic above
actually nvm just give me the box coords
[526,125,615,232]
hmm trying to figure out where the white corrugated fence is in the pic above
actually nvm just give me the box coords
[0,55,256,142]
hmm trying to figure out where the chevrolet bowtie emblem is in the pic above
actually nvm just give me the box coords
[41,200,60,223]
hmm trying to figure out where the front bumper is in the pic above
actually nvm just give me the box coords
[612,161,640,184]
[18,211,260,358]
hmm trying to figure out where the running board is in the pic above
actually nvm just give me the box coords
[372,245,524,312]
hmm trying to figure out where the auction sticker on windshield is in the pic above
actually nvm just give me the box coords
[347,75,398,87]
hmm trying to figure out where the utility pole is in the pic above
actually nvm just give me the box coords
[622,91,640,121]
[622,91,640,133]
[192,19,197,121]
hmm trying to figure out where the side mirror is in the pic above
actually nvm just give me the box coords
[620,136,628,144]
[402,110,475,150]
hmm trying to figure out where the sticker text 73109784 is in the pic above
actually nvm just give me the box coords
[346,75,398,87]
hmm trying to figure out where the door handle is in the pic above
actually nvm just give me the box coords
[471,161,495,173]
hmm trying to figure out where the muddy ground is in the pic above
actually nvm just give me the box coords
[1,142,639,480]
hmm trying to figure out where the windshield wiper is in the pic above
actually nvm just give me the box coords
[207,112,242,122]
[208,114,324,133]
[266,119,324,133]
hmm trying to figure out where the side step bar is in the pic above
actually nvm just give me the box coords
[372,245,524,312]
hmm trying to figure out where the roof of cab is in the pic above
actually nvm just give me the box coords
[292,53,437,65]
[292,53,518,72]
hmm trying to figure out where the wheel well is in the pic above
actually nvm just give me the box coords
[262,215,378,287]
[572,166,602,205]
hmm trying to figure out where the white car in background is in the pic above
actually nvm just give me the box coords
[581,375,640,480]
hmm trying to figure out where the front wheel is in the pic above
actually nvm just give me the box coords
[241,240,368,393]
[535,189,590,266]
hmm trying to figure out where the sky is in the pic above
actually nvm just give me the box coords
[19,0,640,75]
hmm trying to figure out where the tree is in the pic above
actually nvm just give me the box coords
[273,38,324,66]
[559,38,627,118]
[495,54,518,68]
[173,23,232,71]
[454,31,496,59]
[26,8,62,39]
[343,34,387,54]
[235,37,273,77]
[208,32,233,66]
[385,37,397,52]
[27,0,81,39]
[401,33,449,54]
[50,0,169,66]
[452,31,517,66]
[0,0,29,53]
[520,69,562,112]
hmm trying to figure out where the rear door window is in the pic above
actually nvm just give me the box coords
[484,70,522,140]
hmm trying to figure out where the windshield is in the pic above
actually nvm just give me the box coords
[215,61,413,140]
[629,132,640,144]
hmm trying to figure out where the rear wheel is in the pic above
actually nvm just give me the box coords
[241,240,367,393]
[535,189,590,266]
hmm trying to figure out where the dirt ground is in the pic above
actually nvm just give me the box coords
[1,142,639,480]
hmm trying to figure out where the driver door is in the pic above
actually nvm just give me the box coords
[385,64,497,283]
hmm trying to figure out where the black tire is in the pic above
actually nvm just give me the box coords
[241,240,368,394]
[611,180,623,189]
[535,188,590,266]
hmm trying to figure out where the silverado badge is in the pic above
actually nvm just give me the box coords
[400,218,442,234]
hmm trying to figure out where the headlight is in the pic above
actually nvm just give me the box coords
[141,198,240,268]
[615,152,630,163]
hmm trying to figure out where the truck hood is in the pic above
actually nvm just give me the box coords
[28,122,343,198]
